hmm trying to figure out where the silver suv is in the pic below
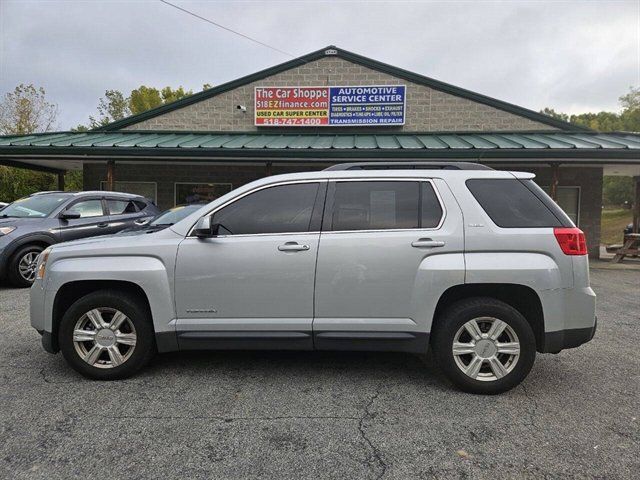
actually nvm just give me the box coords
[30,163,596,394]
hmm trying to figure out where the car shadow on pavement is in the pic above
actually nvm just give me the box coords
[138,349,454,390]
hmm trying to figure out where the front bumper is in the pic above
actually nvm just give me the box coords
[30,278,59,353]
[542,316,597,353]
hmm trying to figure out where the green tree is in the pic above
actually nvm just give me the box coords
[540,86,640,132]
[0,84,57,134]
[0,84,69,201]
[89,90,131,128]
[85,85,194,129]
[129,85,192,115]
[602,176,634,207]
[540,108,569,122]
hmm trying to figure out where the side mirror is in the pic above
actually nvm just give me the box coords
[60,211,81,220]
[193,216,215,237]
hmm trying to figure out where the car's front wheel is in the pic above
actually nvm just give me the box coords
[8,244,43,287]
[58,290,156,380]
[431,297,536,394]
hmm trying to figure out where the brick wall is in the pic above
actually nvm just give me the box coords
[123,57,554,132]
[84,163,602,257]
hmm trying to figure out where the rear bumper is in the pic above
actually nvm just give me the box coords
[542,316,597,353]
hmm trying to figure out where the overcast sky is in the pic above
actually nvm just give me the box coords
[1,0,638,130]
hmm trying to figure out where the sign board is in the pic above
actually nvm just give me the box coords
[254,85,406,127]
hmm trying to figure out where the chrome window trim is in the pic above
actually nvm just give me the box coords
[187,179,327,237]
[324,177,447,233]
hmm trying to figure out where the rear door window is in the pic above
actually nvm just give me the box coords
[107,199,138,215]
[466,178,565,228]
[328,181,420,231]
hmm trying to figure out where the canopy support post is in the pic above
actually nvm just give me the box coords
[106,160,115,191]
[57,171,65,191]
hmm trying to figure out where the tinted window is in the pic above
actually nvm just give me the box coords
[67,199,104,218]
[0,194,70,218]
[330,181,419,231]
[134,200,148,211]
[212,183,319,235]
[421,183,443,228]
[466,179,563,228]
[107,199,138,215]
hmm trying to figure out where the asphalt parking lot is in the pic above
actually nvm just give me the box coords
[0,265,638,479]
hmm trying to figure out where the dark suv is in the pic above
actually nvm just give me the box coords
[0,191,159,287]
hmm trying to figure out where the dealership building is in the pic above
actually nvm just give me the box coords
[1,46,639,257]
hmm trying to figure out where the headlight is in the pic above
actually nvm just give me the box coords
[36,247,52,280]
[0,226,16,236]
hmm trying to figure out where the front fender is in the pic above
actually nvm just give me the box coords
[44,256,175,336]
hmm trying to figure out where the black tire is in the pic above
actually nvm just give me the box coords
[431,297,536,395]
[58,290,156,380]
[7,244,44,287]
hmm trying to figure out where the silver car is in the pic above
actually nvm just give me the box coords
[30,163,596,394]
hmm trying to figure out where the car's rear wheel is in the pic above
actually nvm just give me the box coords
[431,297,536,394]
[58,290,155,380]
[7,244,43,287]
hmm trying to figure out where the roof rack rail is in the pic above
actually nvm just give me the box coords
[324,161,492,171]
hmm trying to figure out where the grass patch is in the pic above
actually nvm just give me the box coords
[601,209,632,245]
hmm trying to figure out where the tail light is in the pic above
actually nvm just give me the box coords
[554,227,587,255]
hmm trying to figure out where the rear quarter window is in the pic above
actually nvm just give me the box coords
[466,178,565,228]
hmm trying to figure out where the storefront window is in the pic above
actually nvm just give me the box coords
[100,181,157,203]
[174,183,233,206]
[542,186,580,225]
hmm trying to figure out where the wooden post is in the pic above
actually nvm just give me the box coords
[106,160,115,191]
[265,161,272,176]
[57,171,65,191]
[633,175,640,234]
[549,163,560,201]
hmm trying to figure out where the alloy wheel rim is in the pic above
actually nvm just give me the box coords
[73,307,137,369]
[452,316,520,382]
[18,252,39,282]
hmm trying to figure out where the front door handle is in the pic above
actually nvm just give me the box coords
[411,239,445,248]
[278,242,310,252]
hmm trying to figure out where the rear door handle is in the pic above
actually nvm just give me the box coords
[278,242,310,252]
[97,223,109,228]
[411,239,445,248]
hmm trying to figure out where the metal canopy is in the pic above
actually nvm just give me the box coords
[1,131,639,173]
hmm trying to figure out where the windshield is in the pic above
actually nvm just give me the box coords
[0,194,70,218]
[150,204,202,226]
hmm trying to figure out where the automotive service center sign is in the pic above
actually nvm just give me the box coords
[255,85,406,126]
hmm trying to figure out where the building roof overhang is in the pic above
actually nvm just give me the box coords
[1,131,639,174]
